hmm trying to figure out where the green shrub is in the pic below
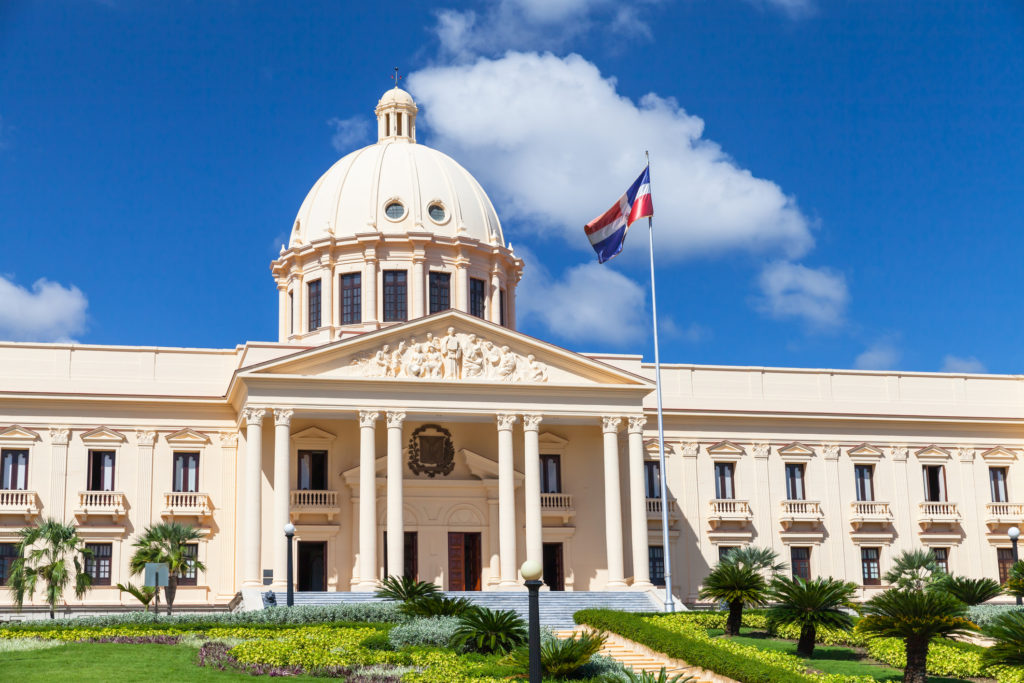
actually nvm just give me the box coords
[862,636,986,678]
[509,630,605,678]
[401,596,474,618]
[375,575,440,602]
[386,616,460,649]
[451,607,527,655]
[574,654,626,679]
[933,575,1004,605]
[969,604,1024,628]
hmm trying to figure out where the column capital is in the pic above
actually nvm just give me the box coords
[627,415,647,434]
[496,413,518,431]
[274,408,294,427]
[218,431,239,449]
[752,443,770,459]
[601,416,623,434]
[359,410,380,427]
[386,411,406,429]
[680,441,699,459]
[522,414,543,432]
[49,426,70,446]
[243,407,266,426]
[135,429,157,447]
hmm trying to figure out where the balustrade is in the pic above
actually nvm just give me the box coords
[75,491,127,521]
[0,490,40,520]
[162,492,213,519]
[985,502,1024,530]
[917,501,960,529]
[707,499,752,529]
[849,501,893,530]
[779,499,824,529]
[290,489,340,521]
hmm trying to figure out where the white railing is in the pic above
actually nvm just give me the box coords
[163,492,212,518]
[540,493,573,510]
[917,501,960,529]
[0,489,40,519]
[646,498,679,514]
[984,502,1023,530]
[707,499,752,529]
[779,500,824,529]
[291,490,339,508]
[849,501,892,530]
[76,491,127,520]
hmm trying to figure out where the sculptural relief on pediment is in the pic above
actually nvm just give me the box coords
[345,327,549,382]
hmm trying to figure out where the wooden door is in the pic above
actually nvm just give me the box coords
[543,543,564,591]
[448,533,466,590]
[464,533,482,591]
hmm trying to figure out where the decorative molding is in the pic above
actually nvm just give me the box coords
[980,446,1017,464]
[165,428,210,445]
[707,440,746,457]
[601,416,622,434]
[522,414,543,432]
[847,443,884,461]
[386,411,406,429]
[627,415,647,434]
[915,445,951,461]
[243,407,266,426]
[358,410,380,428]
[888,445,909,461]
[680,442,699,459]
[80,426,127,445]
[777,442,816,460]
[218,432,239,448]
[408,424,455,478]
[136,430,157,447]
[48,427,70,446]
[751,443,769,459]
[290,426,335,444]
[496,413,518,431]
[821,443,840,460]
[537,431,568,448]
[274,408,294,427]
[955,446,975,462]
[0,425,41,446]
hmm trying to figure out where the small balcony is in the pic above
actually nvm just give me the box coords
[779,500,824,530]
[646,497,679,516]
[918,501,960,529]
[75,491,127,521]
[540,493,575,524]
[0,489,41,521]
[849,501,893,530]
[162,492,213,520]
[985,502,1024,531]
[707,499,753,529]
[290,489,340,522]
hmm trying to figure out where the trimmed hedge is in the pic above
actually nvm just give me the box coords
[968,604,1024,628]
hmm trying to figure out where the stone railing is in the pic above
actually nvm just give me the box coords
[917,501,960,529]
[0,489,41,520]
[75,491,127,521]
[162,492,213,519]
[849,501,893,530]
[646,498,679,515]
[290,489,340,521]
[779,500,824,529]
[707,499,753,529]
[540,493,575,523]
[984,502,1024,530]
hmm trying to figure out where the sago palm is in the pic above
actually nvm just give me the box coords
[7,519,93,619]
[451,606,527,654]
[982,609,1024,668]
[375,574,440,602]
[766,576,857,657]
[129,521,206,615]
[934,574,1003,605]
[699,561,768,636]
[883,549,941,591]
[720,545,787,573]
[857,588,976,683]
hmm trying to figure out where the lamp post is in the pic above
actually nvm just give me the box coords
[521,560,543,683]
[284,522,296,607]
[1010,526,1021,606]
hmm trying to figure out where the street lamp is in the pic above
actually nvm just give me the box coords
[521,560,543,683]
[284,523,296,607]
[1010,526,1021,606]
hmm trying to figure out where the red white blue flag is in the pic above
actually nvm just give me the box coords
[584,166,653,264]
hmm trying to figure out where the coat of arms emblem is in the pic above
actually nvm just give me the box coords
[407,424,455,477]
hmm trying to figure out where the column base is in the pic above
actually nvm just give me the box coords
[606,579,629,590]
[353,580,378,592]
[496,580,527,591]
[630,581,654,591]
[241,579,264,588]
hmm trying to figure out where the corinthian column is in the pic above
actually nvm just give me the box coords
[602,416,627,588]
[135,430,156,529]
[386,411,406,578]
[627,416,652,590]
[496,413,518,588]
[522,414,543,567]
[272,408,293,589]
[48,427,70,519]
[242,407,266,587]
[356,410,379,590]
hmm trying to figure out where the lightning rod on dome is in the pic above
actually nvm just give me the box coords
[392,66,402,89]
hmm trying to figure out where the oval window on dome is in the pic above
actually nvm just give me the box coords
[385,202,406,220]
[428,203,447,223]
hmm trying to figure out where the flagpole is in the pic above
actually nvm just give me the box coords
[645,150,675,612]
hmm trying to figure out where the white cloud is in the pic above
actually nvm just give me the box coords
[941,355,986,374]
[408,53,813,262]
[854,339,901,371]
[0,276,88,342]
[328,116,371,153]
[756,261,847,329]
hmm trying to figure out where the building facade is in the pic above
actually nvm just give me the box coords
[1,88,1022,609]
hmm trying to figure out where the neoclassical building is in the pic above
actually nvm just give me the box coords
[1,87,1022,610]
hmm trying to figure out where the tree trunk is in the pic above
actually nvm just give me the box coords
[796,624,816,658]
[904,637,929,683]
[725,600,743,636]
[49,608,54,620]
[165,576,178,616]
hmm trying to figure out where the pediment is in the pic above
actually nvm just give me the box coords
[847,443,885,460]
[915,445,950,461]
[706,440,745,458]
[538,432,569,448]
[981,446,1018,463]
[80,426,127,445]
[291,426,336,444]
[238,310,650,388]
[777,442,816,459]
[0,425,41,446]
[165,428,211,446]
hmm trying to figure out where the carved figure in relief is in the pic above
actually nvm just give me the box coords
[496,345,517,381]
[373,345,391,375]
[441,327,463,379]
[463,334,485,378]
[405,338,425,377]
[390,341,407,377]
[523,354,547,382]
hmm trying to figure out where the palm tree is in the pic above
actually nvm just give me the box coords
[883,549,941,591]
[933,574,1003,605]
[981,610,1024,668]
[128,522,206,615]
[117,582,158,612]
[8,519,94,619]
[720,546,788,573]
[699,561,768,636]
[857,588,976,683]
[766,576,857,657]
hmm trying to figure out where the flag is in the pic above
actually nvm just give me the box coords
[583,166,653,263]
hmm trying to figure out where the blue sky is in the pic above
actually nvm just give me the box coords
[1,0,1022,373]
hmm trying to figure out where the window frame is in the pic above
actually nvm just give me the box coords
[307,279,322,331]
[499,289,507,326]
[861,547,881,586]
[428,271,451,314]
[469,277,486,318]
[177,543,199,586]
[297,450,328,491]
[0,448,28,491]
[923,464,948,502]
[785,463,806,501]
[648,545,666,587]
[0,543,16,586]
[990,467,1009,504]
[87,450,116,492]
[932,547,949,573]
[539,454,562,494]
[791,546,811,580]
[172,452,200,493]
[382,270,408,322]
[713,461,735,500]
[339,273,362,325]
[644,461,662,499]
[854,464,875,502]
[84,543,112,586]
[999,547,1015,584]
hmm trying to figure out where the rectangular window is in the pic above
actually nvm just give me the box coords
[644,461,661,499]
[85,543,112,586]
[1,449,28,490]
[288,291,294,334]
[791,547,811,580]
[649,545,665,587]
[991,467,1009,503]
[0,543,16,586]
[87,451,115,491]
[932,548,949,573]
[854,464,874,501]
[999,548,1015,584]
[429,272,451,314]
[861,547,881,585]
[383,270,408,322]
[307,279,322,330]
[339,273,362,325]
[172,452,199,493]
[499,289,507,326]
[178,544,199,586]
[469,278,486,318]
[718,546,738,563]
[785,463,805,500]
[298,450,328,490]
[923,465,947,502]
[714,462,735,499]
[539,454,561,494]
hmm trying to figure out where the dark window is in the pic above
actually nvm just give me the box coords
[173,452,199,493]
[178,544,199,586]
[714,462,734,499]
[1,449,28,490]
[999,548,1015,584]
[644,461,661,499]
[540,454,561,494]
[499,289,507,326]
[718,546,738,563]
[87,451,115,491]
[288,291,294,334]
[383,271,407,322]
[0,543,16,586]
[932,548,949,573]
[429,272,451,314]
[991,467,1009,503]
[469,278,486,318]
[298,450,328,490]
[923,465,947,502]
[340,273,362,325]
[785,463,805,500]
[649,545,665,586]
[85,543,112,586]
[854,464,874,501]
[307,279,322,330]
[861,547,880,585]
[791,547,811,580]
